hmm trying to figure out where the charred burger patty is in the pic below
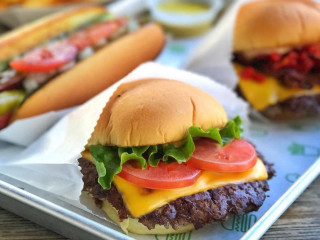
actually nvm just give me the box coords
[79,153,274,230]
[261,94,320,120]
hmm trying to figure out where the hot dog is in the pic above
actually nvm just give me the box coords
[0,6,165,129]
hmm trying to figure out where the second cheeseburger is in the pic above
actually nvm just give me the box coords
[79,79,274,234]
[233,0,320,120]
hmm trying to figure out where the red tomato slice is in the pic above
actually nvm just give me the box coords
[118,161,202,189]
[10,41,77,72]
[68,19,127,50]
[113,18,127,27]
[0,111,12,130]
[187,139,257,172]
[67,30,91,50]
[86,21,118,45]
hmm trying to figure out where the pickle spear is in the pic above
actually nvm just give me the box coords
[0,90,26,116]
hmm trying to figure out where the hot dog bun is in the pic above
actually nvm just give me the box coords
[0,6,106,62]
[10,24,165,121]
[234,0,320,51]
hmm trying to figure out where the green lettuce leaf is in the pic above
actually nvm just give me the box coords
[148,145,163,166]
[89,145,120,190]
[220,116,243,145]
[89,116,243,189]
[118,146,148,169]
[162,126,221,163]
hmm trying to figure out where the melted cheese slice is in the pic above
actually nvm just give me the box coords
[114,159,268,218]
[234,64,320,110]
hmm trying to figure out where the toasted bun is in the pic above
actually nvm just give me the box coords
[102,200,194,235]
[234,0,320,51]
[11,24,165,121]
[0,6,106,62]
[87,79,228,147]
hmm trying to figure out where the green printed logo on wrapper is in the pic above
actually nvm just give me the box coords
[168,43,186,54]
[285,173,301,183]
[288,123,320,132]
[221,214,257,232]
[249,128,268,137]
[288,142,320,156]
[154,231,192,240]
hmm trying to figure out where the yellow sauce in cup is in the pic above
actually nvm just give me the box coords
[157,1,210,14]
[154,0,213,37]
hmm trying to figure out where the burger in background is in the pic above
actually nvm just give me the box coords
[233,0,320,120]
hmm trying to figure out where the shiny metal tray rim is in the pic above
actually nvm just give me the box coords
[0,174,133,240]
[242,157,320,240]
[0,157,319,240]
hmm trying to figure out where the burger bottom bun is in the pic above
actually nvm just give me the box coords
[102,200,195,235]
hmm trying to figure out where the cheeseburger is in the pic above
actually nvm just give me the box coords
[233,0,320,120]
[79,79,274,234]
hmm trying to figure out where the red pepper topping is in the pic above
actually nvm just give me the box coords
[297,52,314,73]
[306,44,320,59]
[240,66,255,79]
[269,52,281,61]
[274,51,298,70]
[240,66,266,83]
[254,44,320,74]
[254,73,265,83]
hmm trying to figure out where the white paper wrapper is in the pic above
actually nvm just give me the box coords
[0,63,319,240]
[0,61,247,207]
[0,2,319,239]
[0,109,72,146]
[183,0,247,89]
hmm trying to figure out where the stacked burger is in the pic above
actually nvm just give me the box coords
[233,0,320,120]
[79,79,274,234]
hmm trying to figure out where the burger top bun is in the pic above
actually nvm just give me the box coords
[87,78,228,147]
[233,0,320,51]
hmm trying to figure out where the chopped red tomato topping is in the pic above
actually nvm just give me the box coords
[255,43,320,74]
[241,66,266,83]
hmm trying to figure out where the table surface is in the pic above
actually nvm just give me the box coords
[0,176,319,240]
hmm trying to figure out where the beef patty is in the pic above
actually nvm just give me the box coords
[261,94,320,120]
[78,155,275,230]
[236,84,320,120]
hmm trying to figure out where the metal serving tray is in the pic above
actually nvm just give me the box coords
[0,0,319,239]
[0,157,319,240]
[0,173,132,240]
